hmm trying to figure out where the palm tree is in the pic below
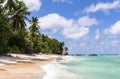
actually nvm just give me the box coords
[29,17,40,53]
[11,1,30,31]
[29,17,40,37]
[8,1,31,54]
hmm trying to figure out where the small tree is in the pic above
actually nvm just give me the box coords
[63,47,68,55]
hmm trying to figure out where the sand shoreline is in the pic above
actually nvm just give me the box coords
[0,54,60,79]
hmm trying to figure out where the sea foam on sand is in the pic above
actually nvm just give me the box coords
[42,56,79,79]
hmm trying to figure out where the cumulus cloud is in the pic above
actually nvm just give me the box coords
[77,16,98,27]
[62,26,89,40]
[38,13,72,30]
[105,20,120,34]
[52,0,73,4]
[20,0,42,11]
[83,1,120,14]
[39,13,98,40]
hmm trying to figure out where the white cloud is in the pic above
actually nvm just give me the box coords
[39,13,98,40]
[62,26,89,40]
[20,0,42,11]
[77,16,98,27]
[83,1,120,14]
[105,20,120,34]
[52,0,73,4]
[95,29,100,40]
[39,13,73,30]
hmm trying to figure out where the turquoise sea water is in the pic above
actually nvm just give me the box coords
[65,55,120,79]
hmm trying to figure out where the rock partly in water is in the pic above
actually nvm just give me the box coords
[89,54,97,56]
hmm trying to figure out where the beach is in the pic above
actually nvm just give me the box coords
[1,54,119,79]
[0,54,59,79]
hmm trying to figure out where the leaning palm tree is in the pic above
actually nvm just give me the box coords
[29,17,40,37]
[11,1,30,31]
[8,1,31,54]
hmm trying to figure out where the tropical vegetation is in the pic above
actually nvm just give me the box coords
[0,0,67,55]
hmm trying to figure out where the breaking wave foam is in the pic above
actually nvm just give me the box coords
[42,56,79,79]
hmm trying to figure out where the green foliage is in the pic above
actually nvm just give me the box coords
[8,33,25,53]
[0,0,67,55]
[0,0,4,4]
[64,47,68,52]
[0,7,10,55]
[10,1,30,31]
[8,46,21,54]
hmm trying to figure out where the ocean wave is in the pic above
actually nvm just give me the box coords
[42,59,79,79]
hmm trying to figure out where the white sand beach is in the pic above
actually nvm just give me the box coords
[0,54,60,79]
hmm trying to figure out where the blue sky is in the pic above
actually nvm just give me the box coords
[22,0,120,54]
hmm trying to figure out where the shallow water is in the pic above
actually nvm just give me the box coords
[66,55,120,79]
[42,55,120,79]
